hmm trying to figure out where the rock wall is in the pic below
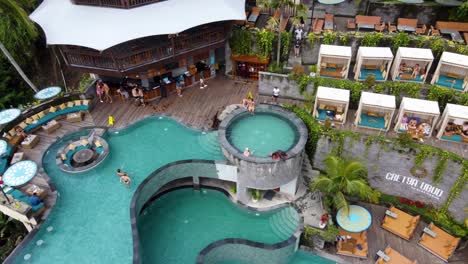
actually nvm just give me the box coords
[368,2,450,25]
[313,136,467,222]
[258,72,314,100]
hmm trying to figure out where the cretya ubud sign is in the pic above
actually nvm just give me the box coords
[385,173,444,200]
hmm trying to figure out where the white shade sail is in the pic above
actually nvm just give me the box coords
[400,97,440,115]
[358,47,394,59]
[30,0,246,51]
[316,86,350,103]
[360,92,396,109]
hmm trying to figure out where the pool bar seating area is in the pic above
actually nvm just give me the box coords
[430,52,468,92]
[317,44,352,79]
[418,222,461,262]
[313,86,350,125]
[436,103,468,143]
[391,47,434,83]
[354,47,393,82]
[394,97,440,140]
[354,92,396,131]
[337,228,369,259]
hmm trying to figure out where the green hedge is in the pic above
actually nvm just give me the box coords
[286,105,468,238]
[290,75,468,111]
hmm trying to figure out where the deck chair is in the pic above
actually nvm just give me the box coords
[347,19,356,30]
[430,25,440,36]
[416,24,427,35]
[375,22,385,32]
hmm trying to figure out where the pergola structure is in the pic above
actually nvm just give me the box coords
[317,44,352,79]
[391,47,434,83]
[394,97,440,140]
[354,92,396,131]
[436,103,468,144]
[313,86,350,126]
[354,47,393,82]
[430,52,468,92]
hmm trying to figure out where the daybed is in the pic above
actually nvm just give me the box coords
[418,222,460,262]
[381,206,420,241]
[375,246,417,264]
[337,227,368,258]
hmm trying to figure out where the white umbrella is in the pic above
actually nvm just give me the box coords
[34,86,62,100]
[0,108,21,125]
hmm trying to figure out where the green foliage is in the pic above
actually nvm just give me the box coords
[78,74,94,92]
[256,29,275,59]
[268,62,284,74]
[361,32,383,47]
[396,133,414,148]
[429,37,446,57]
[307,33,318,46]
[308,65,317,73]
[427,85,458,111]
[339,33,349,45]
[380,194,467,238]
[363,75,375,89]
[230,26,253,56]
[392,32,411,51]
[310,155,380,213]
[441,161,468,214]
[322,32,337,45]
[414,145,434,167]
[455,44,468,56]
[280,32,292,60]
[433,151,449,184]
[229,185,237,194]
[0,214,27,261]
[250,189,262,201]
[449,1,468,22]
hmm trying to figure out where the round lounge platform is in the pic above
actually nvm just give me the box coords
[218,104,307,201]
[56,135,109,173]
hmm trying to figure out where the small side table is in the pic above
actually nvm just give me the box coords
[67,112,83,123]
[21,135,40,149]
[11,152,25,164]
[42,120,61,134]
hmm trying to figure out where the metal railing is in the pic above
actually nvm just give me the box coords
[73,0,164,9]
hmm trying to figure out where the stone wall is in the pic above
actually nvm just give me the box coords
[258,72,314,100]
[313,136,467,222]
[368,2,451,25]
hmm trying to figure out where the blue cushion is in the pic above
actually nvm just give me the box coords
[25,105,89,133]
[0,158,7,175]
[5,189,44,212]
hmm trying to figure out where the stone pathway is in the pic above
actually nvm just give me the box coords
[294,154,326,228]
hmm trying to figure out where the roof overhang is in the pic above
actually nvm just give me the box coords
[30,0,245,51]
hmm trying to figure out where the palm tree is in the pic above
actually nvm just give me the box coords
[310,155,380,214]
[257,0,308,64]
[0,0,38,92]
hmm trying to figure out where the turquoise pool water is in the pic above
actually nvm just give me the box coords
[12,117,333,264]
[138,188,299,263]
[12,117,224,263]
[289,251,335,264]
[226,113,297,157]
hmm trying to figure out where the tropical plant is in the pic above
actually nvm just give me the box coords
[322,31,337,45]
[256,29,275,58]
[230,26,253,55]
[361,32,383,47]
[310,155,380,213]
[449,1,468,22]
[257,0,307,64]
[307,32,318,46]
[339,33,349,45]
[392,32,411,51]
[429,37,446,57]
[0,0,38,92]
[280,32,292,60]
[268,61,284,73]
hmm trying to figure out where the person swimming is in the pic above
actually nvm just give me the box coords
[243,147,250,157]
[120,174,131,188]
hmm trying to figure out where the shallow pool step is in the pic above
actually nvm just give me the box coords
[269,208,300,240]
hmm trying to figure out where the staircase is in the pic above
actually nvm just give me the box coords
[269,207,300,241]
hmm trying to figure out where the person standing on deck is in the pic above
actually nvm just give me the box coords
[108,115,115,127]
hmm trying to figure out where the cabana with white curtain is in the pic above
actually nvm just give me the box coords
[436,104,468,144]
[354,47,393,82]
[354,92,396,131]
[317,44,352,79]
[430,52,468,92]
[313,86,350,125]
[391,47,434,83]
[394,97,440,140]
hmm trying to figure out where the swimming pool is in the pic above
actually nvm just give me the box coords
[226,112,298,157]
[11,117,332,264]
[138,188,299,263]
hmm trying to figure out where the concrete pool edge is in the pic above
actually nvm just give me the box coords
[130,159,304,264]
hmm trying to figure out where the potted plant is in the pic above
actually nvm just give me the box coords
[251,189,262,203]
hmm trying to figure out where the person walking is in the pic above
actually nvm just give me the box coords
[108,115,115,127]
[199,70,208,89]
[272,87,280,103]
[96,80,104,103]
[101,81,113,104]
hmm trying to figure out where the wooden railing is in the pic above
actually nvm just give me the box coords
[73,0,164,9]
[62,27,226,72]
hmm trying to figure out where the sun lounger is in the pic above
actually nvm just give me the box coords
[375,246,417,264]
[247,7,260,27]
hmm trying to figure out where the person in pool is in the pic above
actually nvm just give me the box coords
[120,175,131,188]
[243,147,250,157]
[116,169,128,177]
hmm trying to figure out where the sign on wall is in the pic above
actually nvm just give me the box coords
[385,172,444,200]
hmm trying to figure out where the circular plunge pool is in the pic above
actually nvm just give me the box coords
[226,112,298,157]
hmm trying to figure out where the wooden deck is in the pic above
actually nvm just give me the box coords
[91,76,258,129]
[330,203,467,264]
